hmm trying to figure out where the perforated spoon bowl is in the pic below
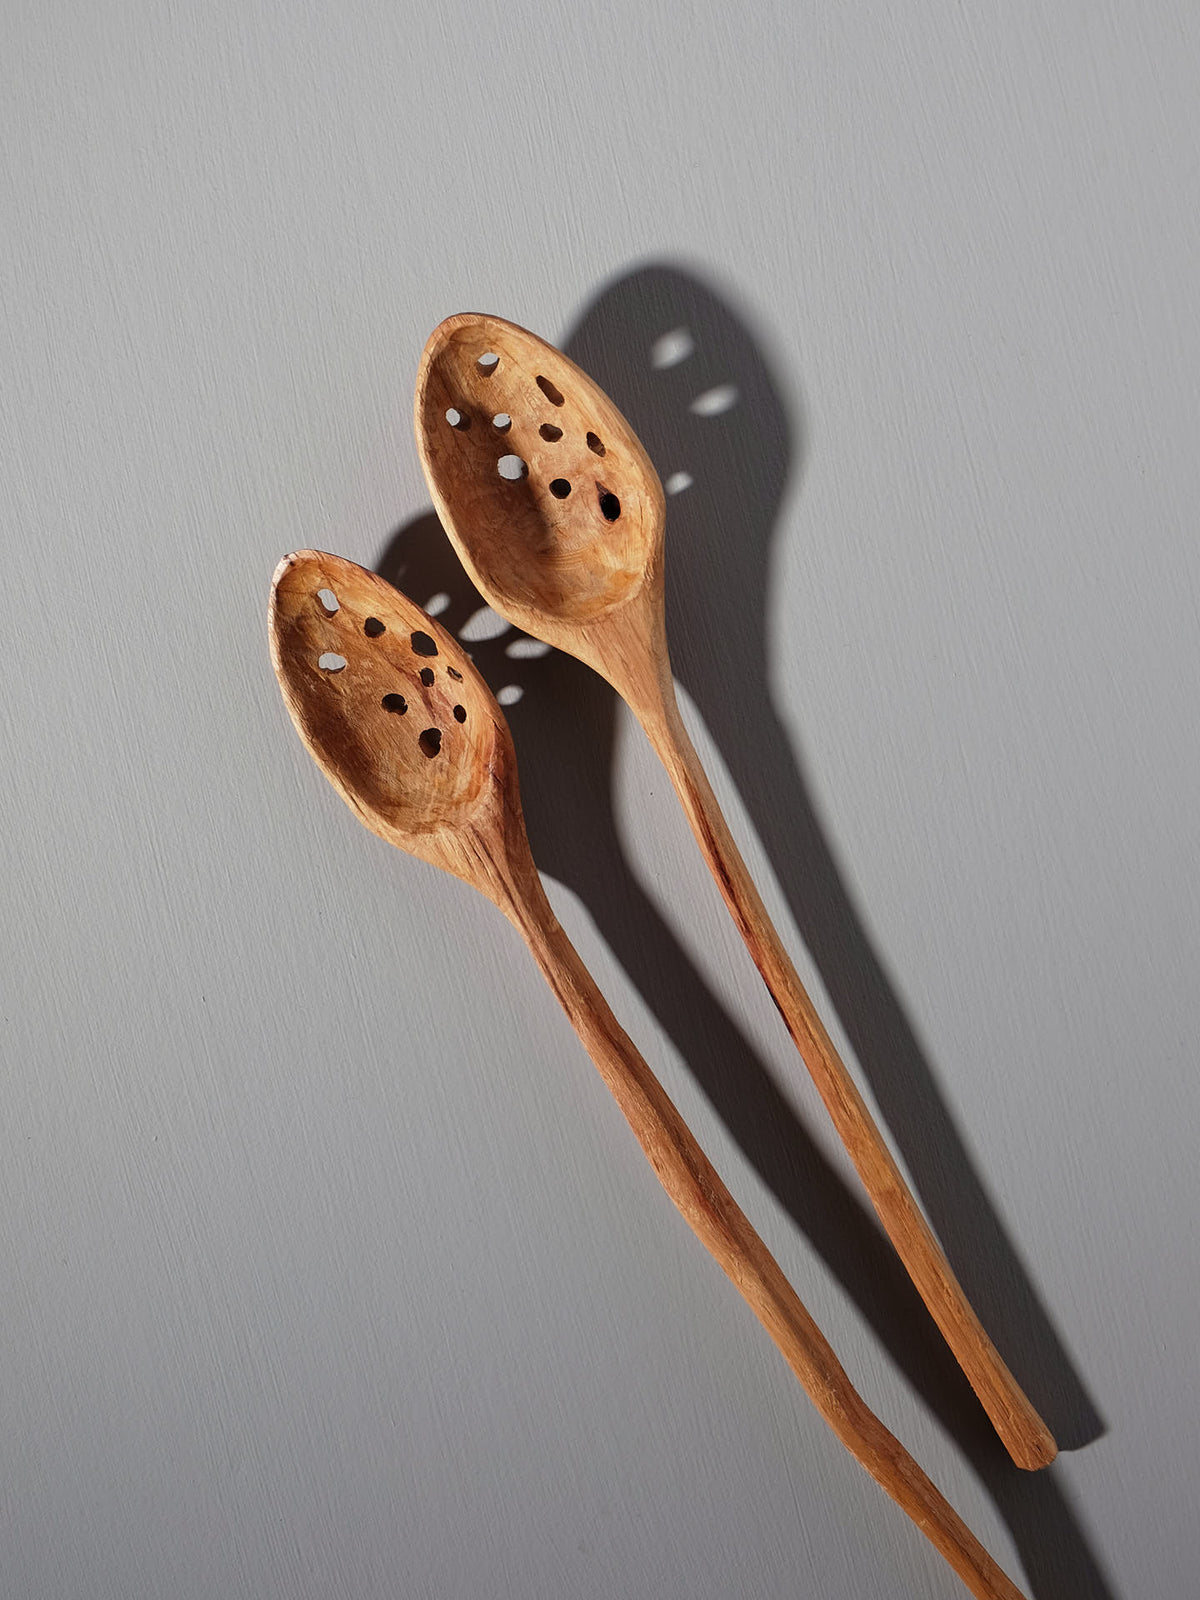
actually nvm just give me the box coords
[415,314,1056,1472]
[270,550,1027,1600]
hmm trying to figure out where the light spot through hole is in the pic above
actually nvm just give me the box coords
[317,588,339,614]
[539,423,562,442]
[549,478,571,498]
[464,604,508,643]
[665,471,693,495]
[506,638,551,659]
[460,606,509,643]
[419,728,442,757]
[497,685,524,706]
[425,592,450,616]
[318,653,347,672]
[690,384,738,416]
[536,375,564,406]
[651,328,694,369]
[364,616,385,637]
[498,455,527,481]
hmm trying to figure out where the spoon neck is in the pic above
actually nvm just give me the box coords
[455,808,557,939]
[613,649,688,761]
[590,595,681,738]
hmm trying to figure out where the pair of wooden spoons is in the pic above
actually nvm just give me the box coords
[268,315,1050,1598]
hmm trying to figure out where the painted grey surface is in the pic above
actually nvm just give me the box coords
[2,3,1197,1596]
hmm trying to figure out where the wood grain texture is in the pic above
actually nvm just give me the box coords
[415,313,1056,1472]
[270,551,1028,1600]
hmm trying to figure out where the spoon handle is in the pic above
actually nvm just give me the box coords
[633,689,1057,1473]
[494,871,1026,1600]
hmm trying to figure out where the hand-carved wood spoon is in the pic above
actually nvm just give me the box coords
[415,314,1056,1472]
[270,550,1028,1600]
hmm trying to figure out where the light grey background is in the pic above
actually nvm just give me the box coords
[3,3,1197,1596]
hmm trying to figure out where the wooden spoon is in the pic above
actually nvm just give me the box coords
[269,550,1028,1600]
[414,314,1057,1473]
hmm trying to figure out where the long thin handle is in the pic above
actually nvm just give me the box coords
[635,689,1056,1472]
[495,871,1027,1600]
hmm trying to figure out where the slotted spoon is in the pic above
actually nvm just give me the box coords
[269,550,1027,1600]
[414,313,1056,1472]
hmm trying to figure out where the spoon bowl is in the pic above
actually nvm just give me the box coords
[417,314,664,633]
[270,550,517,876]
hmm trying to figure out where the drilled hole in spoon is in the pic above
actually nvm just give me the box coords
[498,454,527,481]
[418,728,442,757]
[381,693,408,714]
[317,588,339,614]
[477,352,499,374]
[364,616,385,637]
[318,653,347,673]
[492,413,511,432]
[447,666,463,681]
[419,667,435,686]
[445,407,469,430]
[549,478,571,498]
[539,423,563,442]
[535,375,564,406]
[410,630,438,656]
[585,432,605,456]
[597,488,621,521]
[453,704,467,723]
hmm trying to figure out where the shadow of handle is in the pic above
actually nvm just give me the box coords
[501,861,1029,1600]
[633,670,1057,1472]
